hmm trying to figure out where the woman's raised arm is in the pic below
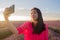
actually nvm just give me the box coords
[3,8,18,34]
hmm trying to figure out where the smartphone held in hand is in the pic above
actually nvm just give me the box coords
[4,5,15,15]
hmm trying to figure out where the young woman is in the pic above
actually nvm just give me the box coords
[4,7,48,40]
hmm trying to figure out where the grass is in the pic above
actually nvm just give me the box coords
[48,26,60,34]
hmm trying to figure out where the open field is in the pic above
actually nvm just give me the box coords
[0,21,60,40]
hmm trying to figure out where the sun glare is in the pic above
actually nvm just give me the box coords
[0,15,31,21]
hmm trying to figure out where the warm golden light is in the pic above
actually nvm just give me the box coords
[0,15,31,21]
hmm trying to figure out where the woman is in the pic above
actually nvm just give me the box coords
[4,7,48,40]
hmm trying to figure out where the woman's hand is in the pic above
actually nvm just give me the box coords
[3,8,12,21]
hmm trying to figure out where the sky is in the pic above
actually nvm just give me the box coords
[0,0,60,21]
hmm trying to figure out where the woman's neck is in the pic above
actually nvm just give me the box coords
[32,20,38,27]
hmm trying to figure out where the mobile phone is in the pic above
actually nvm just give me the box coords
[5,5,15,14]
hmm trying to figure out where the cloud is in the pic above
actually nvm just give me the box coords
[19,8,25,10]
[0,15,4,21]
[42,8,49,13]
[0,8,5,12]
[13,8,30,16]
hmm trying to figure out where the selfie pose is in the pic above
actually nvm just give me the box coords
[4,7,48,40]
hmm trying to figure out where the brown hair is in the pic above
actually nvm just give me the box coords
[31,7,46,34]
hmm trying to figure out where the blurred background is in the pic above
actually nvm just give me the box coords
[0,0,60,40]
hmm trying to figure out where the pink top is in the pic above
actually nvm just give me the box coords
[17,21,48,40]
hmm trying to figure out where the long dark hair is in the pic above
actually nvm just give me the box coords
[31,7,46,34]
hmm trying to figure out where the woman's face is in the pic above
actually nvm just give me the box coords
[30,10,38,21]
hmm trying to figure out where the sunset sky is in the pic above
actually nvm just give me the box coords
[0,0,60,21]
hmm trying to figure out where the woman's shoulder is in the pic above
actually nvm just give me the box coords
[44,23,48,29]
[44,23,48,27]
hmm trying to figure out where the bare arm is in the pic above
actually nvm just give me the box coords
[3,8,18,34]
